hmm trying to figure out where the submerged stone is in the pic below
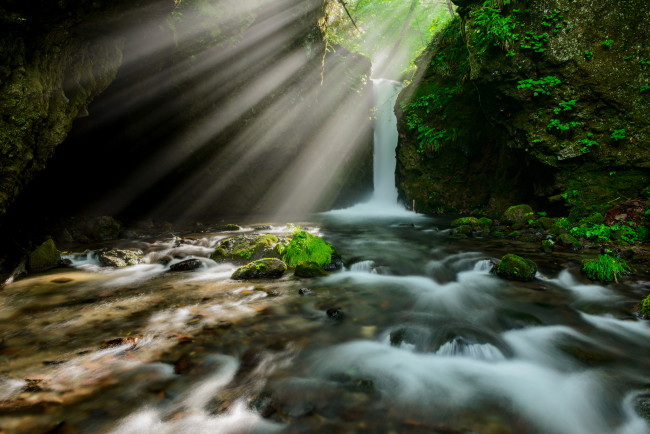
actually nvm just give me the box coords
[295,261,328,278]
[496,254,537,282]
[28,239,61,273]
[231,258,286,280]
[97,249,144,268]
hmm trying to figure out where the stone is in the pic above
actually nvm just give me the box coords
[541,239,555,253]
[556,233,581,249]
[501,205,534,226]
[452,224,473,237]
[211,234,284,263]
[495,254,538,282]
[97,249,143,268]
[28,239,61,273]
[451,217,480,227]
[231,258,286,280]
[169,259,203,272]
[299,288,313,296]
[295,261,328,278]
[326,308,344,320]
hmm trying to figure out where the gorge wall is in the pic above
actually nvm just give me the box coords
[396,0,650,219]
[0,0,374,230]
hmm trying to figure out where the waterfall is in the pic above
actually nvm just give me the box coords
[371,78,403,204]
[324,79,418,218]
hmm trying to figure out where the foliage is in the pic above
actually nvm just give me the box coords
[642,295,650,318]
[584,50,593,60]
[610,129,626,141]
[521,31,548,53]
[554,99,577,114]
[577,133,598,153]
[517,76,562,96]
[473,1,518,49]
[601,39,614,48]
[281,230,335,268]
[406,112,456,153]
[581,255,630,283]
[569,222,647,244]
[547,118,579,132]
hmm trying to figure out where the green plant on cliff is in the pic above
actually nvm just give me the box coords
[517,76,561,96]
[547,118,579,133]
[473,1,519,50]
[610,129,626,141]
[577,134,599,153]
[601,39,614,48]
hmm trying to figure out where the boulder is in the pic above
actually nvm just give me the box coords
[501,205,534,226]
[170,259,203,272]
[211,234,284,263]
[451,217,480,227]
[295,261,328,278]
[556,233,581,249]
[495,254,537,282]
[29,239,61,272]
[541,239,555,253]
[97,249,144,267]
[231,258,287,280]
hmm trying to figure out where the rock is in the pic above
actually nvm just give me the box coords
[216,224,241,231]
[101,336,141,349]
[478,217,493,227]
[299,287,313,296]
[169,259,203,272]
[541,239,555,253]
[491,231,505,239]
[295,261,328,278]
[231,258,286,280]
[118,230,138,239]
[89,216,121,241]
[641,295,650,319]
[556,233,581,249]
[507,231,521,239]
[495,254,537,282]
[97,249,143,268]
[211,234,284,263]
[452,224,473,237]
[323,256,344,271]
[537,217,557,230]
[28,239,61,273]
[451,217,479,227]
[326,307,344,320]
[501,205,534,226]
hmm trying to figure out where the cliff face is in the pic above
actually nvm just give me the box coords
[0,0,374,224]
[396,0,650,218]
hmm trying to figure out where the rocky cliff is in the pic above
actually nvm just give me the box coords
[396,0,649,218]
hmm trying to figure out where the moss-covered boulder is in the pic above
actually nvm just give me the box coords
[556,233,581,249]
[501,205,534,226]
[452,225,473,237]
[28,239,61,272]
[97,249,144,268]
[541,239,555,253]
[538,217,558,230]
[478,217,493,227]
[295,261,328,278]
[451,217,480,227]
[495,254,537,282]
[641,295,650,319]
[282,231,342,270]
[231,258,286,280]
[211,234,284,263]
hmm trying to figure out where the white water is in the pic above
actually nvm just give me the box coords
[324,79,421,219]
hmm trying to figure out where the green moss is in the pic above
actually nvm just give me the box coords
[496,254,538,282]
[478,217,493,227]
[581,255,630,283]
[231,258,286,280]
[502,204,534,225]
[451,217,480,227]
[211,234,281,262]
[281,231,337,269]
[641,294,650,318]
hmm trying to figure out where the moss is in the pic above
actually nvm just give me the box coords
[491,231,505,238]
[28,239,60,272]
[507,231,521,238]
[501,204,534,226]
[541,239,555,253]
[453,224,473,237]
[538,217,558,230]
[282,231,338,269]
[641,294,650,318]
[557,233,581,249]
[478,217,493,227]
[451,217,480,227]
[496,254,538,282]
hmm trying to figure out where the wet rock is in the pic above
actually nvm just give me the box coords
[211,234,284,263]
[169,259,202,272]
[323,256,343,271]
[231,258,286,280]
[299,287,313,296]
[495,254,537,282]
[97,249,144,268]
[89,216,121,241]
[295,261,328,278]
[216,224,241,231]
[326,307,344,320]
[501,204,534,226]
[537,217,557,230]
[640,294,650,319]
[507,231,521,239]
[28,239,61,273]
[541,239,555,253]
[254,225,272,231]
[451,217,479,227]
[556,233,581,249]
[452,224,472,237]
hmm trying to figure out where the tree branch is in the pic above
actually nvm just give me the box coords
[337,0,360,32]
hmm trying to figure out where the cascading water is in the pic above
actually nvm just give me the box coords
[324,78,418,217]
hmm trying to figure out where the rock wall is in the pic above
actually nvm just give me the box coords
[396,0,650,218]
[0,0,374,226]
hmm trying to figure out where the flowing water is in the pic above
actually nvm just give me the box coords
[1,80,650,433]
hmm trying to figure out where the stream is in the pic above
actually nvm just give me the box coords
[1,80,649,433]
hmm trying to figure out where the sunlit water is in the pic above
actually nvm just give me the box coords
[1,220,649,433]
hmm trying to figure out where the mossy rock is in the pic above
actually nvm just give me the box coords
[452,224,473,237]
[548,224,568,237]
[583,213,605,225]
[478,217,493,227]
[451,217,480,227]
[211,234,284,263]
[216,224,241,231]
[97,249,144,268]
[557,233,581,249]
[541,239,555,253]
[496,254,538,282]
[501,205,534,226]
[282,231,342,270]
[491,231,505,239]
[641,295,650,319]
[295,261,328,278]
[28,239,61,272]
[520,235,539,243]
[507,231,521,239]
[538,217,558,230]
[89,216,121,241]
[231,258,286,280]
